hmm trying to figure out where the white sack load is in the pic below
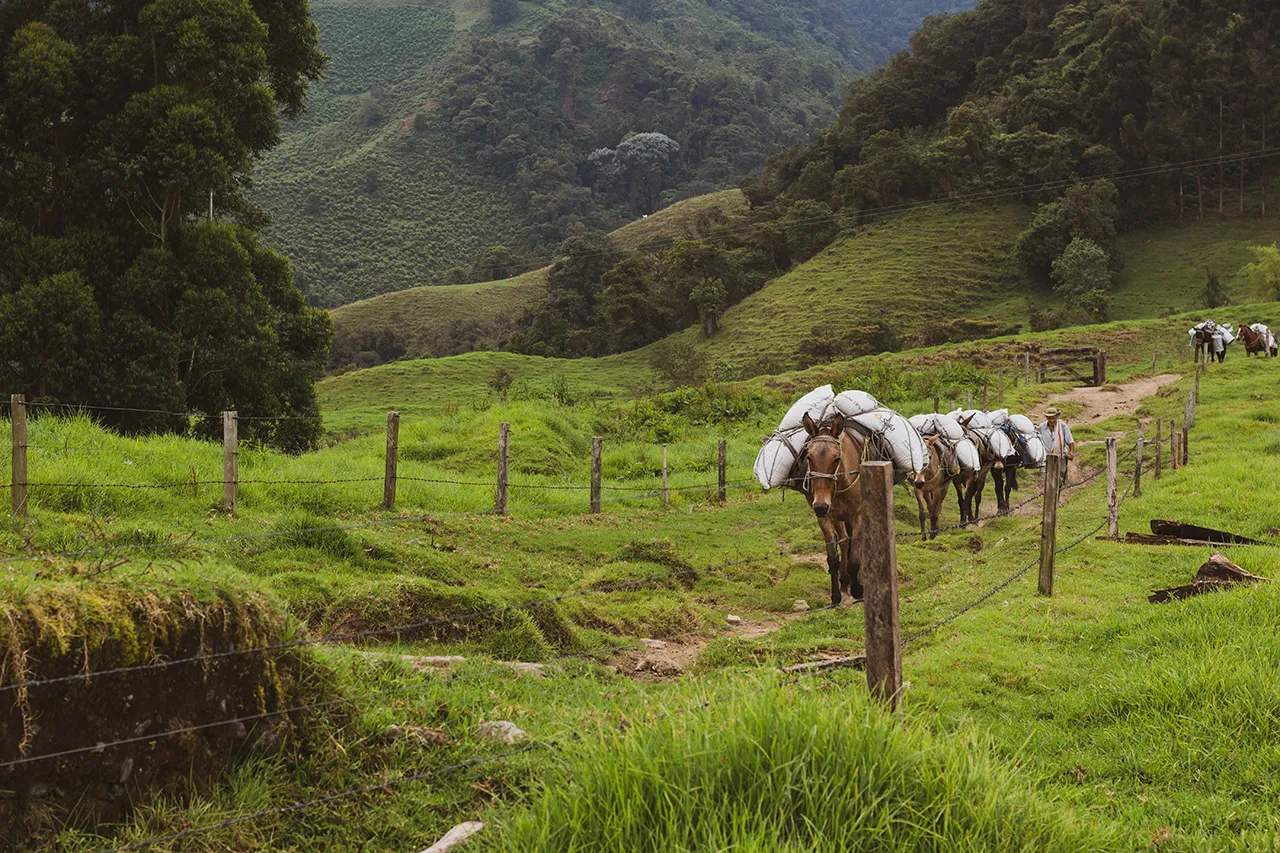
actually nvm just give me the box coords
[849,408,928,477]
[834,389,879,418]
[908,413,965,441]
[753,385,837,490]
[950,409,993,430]
[1020,433,1047,467]
[1008,413,1036,436]
[987,409,1010,426]
[1253,323,1278,350]
[949,438,982,472]
[1221,323,1236,344]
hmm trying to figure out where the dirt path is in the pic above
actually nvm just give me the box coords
[1030,373,1181,425]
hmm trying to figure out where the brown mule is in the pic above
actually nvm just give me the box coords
[1237,324,1271,358]
[800,412,864,606]
[915,438,970,540]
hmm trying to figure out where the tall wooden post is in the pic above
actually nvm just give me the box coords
[1170,419,1178,470]
[1096,350,1107,385]
[590,437,603,514]
[1152,350,1157,372]
[496,422,510,515]
[1106,437,1118,538]
[1039,454,1061,596]
[10,395,27,518]
[661,444,669,508]
[1024,353,1031,385]
[1134,423,1144,498]
[1194,370,1201,405]
[223,411,238,513]
[384,411,399,510]
[859,461,901,711]
[1154,419,1162,480]
[966,388,973,409]
[717,439,727,503]
[1182,421,1189,465]
[933,396,939,414]
[998,374,1004,403]
[982,383,989,410]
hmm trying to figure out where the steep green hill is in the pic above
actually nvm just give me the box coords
[327,189,748,363]
[254,0,975,307]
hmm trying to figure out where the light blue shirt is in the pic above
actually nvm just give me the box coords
[1037,420,1074,455]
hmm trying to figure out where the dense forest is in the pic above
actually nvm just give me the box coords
[413,0,1280,367]
[0,0,331,448]
[255,0,974,306]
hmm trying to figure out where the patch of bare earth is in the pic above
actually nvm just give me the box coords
[612,612,814,681]
[1032,373,1181,426]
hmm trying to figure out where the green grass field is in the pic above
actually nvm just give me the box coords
[9,312,1280,851]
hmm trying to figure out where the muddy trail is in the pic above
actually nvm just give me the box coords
[1031,373,1181,426]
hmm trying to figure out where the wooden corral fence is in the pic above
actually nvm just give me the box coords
[1019,345,1107,386]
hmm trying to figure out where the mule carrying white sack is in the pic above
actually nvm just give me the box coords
[950,409,1015,460]
[753,385,837,490]
[909,414,979,472]
[849,408,928,478]
[987,410,1044,466]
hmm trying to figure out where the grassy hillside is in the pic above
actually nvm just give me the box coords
[13,316,1280,850]
[327,190,748,361]
[254,0,974,307]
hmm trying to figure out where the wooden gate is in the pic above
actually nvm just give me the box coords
[1028,346,1107,386]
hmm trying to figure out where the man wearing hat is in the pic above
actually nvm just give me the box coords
[1038,406,1075,492]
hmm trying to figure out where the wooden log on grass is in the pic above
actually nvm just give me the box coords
[1150,520,1260,545]
[1149,553,1269,603]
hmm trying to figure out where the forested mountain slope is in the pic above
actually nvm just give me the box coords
[253,0,975,307]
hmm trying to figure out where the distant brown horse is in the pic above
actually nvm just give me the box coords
[1237,324,1273,358]
[915,438,969,540]
[800,412,864,605]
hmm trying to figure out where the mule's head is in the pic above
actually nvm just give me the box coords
[802,412,846,518]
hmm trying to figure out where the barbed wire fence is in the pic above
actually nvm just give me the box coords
[0,363,1227,850]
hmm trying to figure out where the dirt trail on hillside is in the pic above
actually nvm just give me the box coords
[1031,373,1181,426]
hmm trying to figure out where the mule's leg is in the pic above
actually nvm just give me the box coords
[837,518,855,595]
[955,478,972,524]
[847,530,864,601]
[929,484,943,539]
[993,468,1006,515]
[971,470,987,521]
[818,516,842,606]
[915,488,928,539]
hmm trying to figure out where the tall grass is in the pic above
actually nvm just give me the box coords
[492,685,1113,852]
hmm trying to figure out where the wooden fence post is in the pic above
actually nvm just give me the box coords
[1134,423,1144,498]
[661,444,669,508]
[998,374,1004,403]
[223,411,238,513]
[1194,370,1201,405]
[1152,349,1157,372]
[1024,352,1031,385]
[496,422,509,515]
[717,439,727,503]
[1182,421,1189,465]
[933,396,939,414]
[591,437,603,514]
[982,383,989,410]
[384,411,399,510]
[1106,437,1118,538]
[1154,419,1162,480]
[1170,419,1178,470]
[859,460,902,712]
[1039,454,1061,596]
[11,395,27,518]
[966,388,973,409]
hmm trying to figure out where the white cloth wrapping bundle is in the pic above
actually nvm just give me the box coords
[984,410,1044,466]
[1250,323,1278,350]
[833,390,880,418]
[753,385,837,490]
[1189,320,1234,352]
[949,409,1014,460]
[909,415,980,472]
[907,412,965,441]
[849,408,928,477]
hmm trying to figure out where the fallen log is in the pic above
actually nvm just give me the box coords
[1149,553,1269,603]
[1119,532,1225,547]
[1149,520,1260,545]
[779,655,865,674]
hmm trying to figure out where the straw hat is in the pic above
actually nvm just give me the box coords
[1045,406,1061,418]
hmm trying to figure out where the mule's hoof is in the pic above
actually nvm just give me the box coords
[830,593,842,607]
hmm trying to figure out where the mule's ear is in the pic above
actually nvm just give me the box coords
[802,412,818,437]
[829,412,846,436]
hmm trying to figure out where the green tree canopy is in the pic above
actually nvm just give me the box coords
[0,0,329,448]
